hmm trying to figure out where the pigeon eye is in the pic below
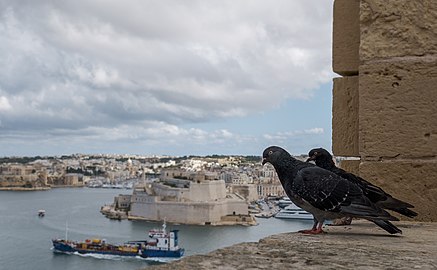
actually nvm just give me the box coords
[268,150,273,155]
[314,152,318,155]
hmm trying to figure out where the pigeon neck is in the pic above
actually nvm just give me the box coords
[273,155,301,181]
[315,157,336,170]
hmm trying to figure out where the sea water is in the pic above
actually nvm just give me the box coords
[0,188,311,270]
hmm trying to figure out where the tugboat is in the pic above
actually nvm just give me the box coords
[52,222,184,258]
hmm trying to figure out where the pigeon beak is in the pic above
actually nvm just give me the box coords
[306,155,315,162]
[262,158,267,165]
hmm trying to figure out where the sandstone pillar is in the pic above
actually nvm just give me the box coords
[332,0,437,221]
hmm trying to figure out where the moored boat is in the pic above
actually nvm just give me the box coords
[254,212,274,218]
[52,222,184,258]
[274,203,313,220]
[277,197,293,208]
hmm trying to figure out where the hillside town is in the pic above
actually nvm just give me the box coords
[0,154,306,195]
[0,153,309,224]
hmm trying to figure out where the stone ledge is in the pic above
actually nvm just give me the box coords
[147,220,437,270]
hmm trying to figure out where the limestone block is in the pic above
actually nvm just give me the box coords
[332,76,359,157]
[333,0,360,75]
[360,160,437,221]
[360,0,437,62]
[359,58,437,158]
[338,159,360,176]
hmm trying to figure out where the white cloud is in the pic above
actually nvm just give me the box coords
[0,1,333,155]
[0,95,12,111]
[263,128,325,141]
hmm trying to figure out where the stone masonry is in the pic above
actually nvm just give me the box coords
[333,0,437,221]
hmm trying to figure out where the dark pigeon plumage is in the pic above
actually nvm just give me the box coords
[307,148,417,218]
[263,146,402,234]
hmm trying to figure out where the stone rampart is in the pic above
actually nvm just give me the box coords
[333,0,437,221]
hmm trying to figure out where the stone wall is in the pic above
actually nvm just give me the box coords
[332,0,437,221]
[129,199,249,225]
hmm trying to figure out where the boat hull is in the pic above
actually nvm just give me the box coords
[274,213,313,220]
[52,240,139,257]
[142,248,184,258]
[52,239,184,258]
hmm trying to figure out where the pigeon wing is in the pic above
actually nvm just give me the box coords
[293,167,395,219]
[292,167,358,212]
[332,167,389,203]
[334,167,415,210]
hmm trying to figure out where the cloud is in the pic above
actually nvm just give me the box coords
[0,1,333,155]
[263,128,325,141]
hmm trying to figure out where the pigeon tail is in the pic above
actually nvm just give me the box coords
[380,196,415,209]
[372,220,402,234]
[386,207,418,218]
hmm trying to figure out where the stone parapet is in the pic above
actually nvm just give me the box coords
[332,76,359,157]
[360,160,437,222]
[332,0,437,222]
[360,0,437,62]
[359,58,437,159]
[147,221,437,270]
[332,0,360,75]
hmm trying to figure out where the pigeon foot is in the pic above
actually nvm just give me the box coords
[328,217,352,226]
[298,228,325,234]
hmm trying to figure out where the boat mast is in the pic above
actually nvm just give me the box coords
[65,220,68,241]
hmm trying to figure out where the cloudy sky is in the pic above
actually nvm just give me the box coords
[0,0,334,157]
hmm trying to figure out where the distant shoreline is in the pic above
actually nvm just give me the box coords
[0,187,51,191]
[51,184,84,188]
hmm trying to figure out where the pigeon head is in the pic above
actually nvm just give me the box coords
[306,147,335,166]
[262,146,287,165]
[307,148,330,161]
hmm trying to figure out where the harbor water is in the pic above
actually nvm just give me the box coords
[0,188,312,270]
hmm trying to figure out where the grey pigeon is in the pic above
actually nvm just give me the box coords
[262,146,402,234]
[307,148,417,218]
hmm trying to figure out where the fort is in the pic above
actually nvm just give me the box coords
[102,170,256,225]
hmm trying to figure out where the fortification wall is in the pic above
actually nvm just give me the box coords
[333,0,437,221]
[129,199,248,225]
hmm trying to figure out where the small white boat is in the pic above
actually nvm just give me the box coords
[275,203,313,220]
[254,212,273,218]
[38,210,46,217]
[278,197,293,208]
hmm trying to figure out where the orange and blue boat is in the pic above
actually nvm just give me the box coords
[52,222,184,258]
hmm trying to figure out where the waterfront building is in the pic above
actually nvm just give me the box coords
[0,164,46,188]
[230,184,258,202]
[114,194,132,210]
[256,183,286,198]
[126,171,253,225]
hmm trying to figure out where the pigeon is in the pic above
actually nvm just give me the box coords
[262,146,402,234]
[307,148,417,218]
